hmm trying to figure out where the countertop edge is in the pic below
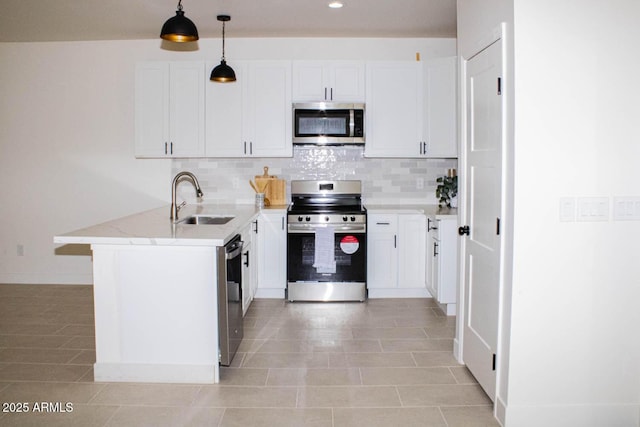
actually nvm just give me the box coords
[53,204,288,247]
[366,204,458,217]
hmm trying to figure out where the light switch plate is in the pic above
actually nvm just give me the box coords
[576,197,609,222]
[613,197,640,221]
[559,197,576,222]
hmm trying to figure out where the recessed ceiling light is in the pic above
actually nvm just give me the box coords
[328,1,344,9]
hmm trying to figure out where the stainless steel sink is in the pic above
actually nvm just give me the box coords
[179,215,234,225]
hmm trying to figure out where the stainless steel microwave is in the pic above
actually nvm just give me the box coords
[293,102,365,145]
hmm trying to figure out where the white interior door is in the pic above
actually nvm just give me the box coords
[461,39,504,400]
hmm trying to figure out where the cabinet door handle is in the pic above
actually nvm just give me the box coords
[250,142,253,155]
[330,87,333,100]
[281,216,285,230]
[243,251,250,267]
[434,241,439,257]
[376,222,390,225]
[252,220,258,234]
[165,142,168,155]
[324,87,327,100]
[244,141,247,155]
[170,142,173,155]
[394,235,397,248]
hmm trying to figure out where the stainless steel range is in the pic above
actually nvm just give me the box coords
[287,180,367,302]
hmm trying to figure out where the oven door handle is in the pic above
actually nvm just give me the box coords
[287,224,366,233]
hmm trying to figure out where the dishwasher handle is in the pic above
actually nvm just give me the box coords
[225,236,244,260]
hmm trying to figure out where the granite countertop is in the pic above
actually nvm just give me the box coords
[365,204,457,217]
[54,203,287,247]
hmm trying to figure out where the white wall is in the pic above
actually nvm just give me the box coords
[458,0,640,425]
[0,37,455,285]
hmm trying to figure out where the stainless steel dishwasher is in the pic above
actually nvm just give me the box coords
[217,234,243,366]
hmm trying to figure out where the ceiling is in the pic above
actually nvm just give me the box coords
[0,0,457,43]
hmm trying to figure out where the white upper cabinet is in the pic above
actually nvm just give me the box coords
[424,56,458,158]
[205,61,292,157]
[204,62,245,157]
[135,62,205,158]
[364,61,424,158]
[292,61,365,102]
[246,61,293,157]
[364,58,457,159]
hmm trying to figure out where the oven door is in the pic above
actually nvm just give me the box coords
[287,225,366,284]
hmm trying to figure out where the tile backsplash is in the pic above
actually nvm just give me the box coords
[172,147,457,205]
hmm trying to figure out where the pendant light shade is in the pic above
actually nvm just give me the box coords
[160,0,199,42]
[210,15,236,82]
[210,60,236,82]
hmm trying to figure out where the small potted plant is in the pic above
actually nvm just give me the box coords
[436,170,458,209]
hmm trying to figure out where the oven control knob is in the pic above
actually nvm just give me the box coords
[298,216,303,222]
[350,216,356,222]
[343,216,348,222]
[325,216,330,222]
[305,216,311,222]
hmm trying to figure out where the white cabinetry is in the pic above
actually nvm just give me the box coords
[364,59,457,159]
[367,212,429,298]
[398,214,427,288]
[135,62,205,158]
[426,215,458,315]
[364,62,424,158]
[240,220,258,316]
[255,210,287,298]
[424,56,458,158]
[205,61,292,157]
[292,61,365,102]
[367,214,398,290]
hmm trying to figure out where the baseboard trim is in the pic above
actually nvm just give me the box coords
[367,288,431,298]
[0,273,92,285]
[503,403,640,427]
[94,362,219,384]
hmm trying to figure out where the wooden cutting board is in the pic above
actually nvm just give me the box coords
[254,166,275,193]
[254,166,286,206]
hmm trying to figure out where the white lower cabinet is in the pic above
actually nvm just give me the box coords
[367,213,429,298]
[255,210,287,298]
[240,221,257,315]
[426,215,458,315]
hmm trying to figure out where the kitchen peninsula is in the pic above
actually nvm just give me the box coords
[54,203,260,384]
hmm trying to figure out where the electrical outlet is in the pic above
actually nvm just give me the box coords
[416,177,424,190]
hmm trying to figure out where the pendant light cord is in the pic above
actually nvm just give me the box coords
[221,21,226,61]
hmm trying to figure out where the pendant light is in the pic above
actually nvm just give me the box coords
[160,0,199,42]
[210,15,236,82]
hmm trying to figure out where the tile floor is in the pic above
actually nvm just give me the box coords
[0,284,499,426]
